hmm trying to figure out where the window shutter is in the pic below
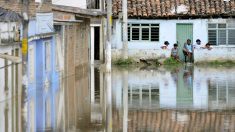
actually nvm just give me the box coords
[218,30,226,45]
[128,27,130,41]
[208,30,217,45]
[131,28,140,40]
[228,29,235,45]
[141,28,150,40]
[151,27,159,41]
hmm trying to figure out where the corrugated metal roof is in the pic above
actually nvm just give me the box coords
[0,7,22,22]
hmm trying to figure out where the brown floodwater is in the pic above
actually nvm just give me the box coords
[0,64,235,132]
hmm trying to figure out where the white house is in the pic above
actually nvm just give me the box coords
[0,8,22,132]
[112,0,235,62]
[52,0,87,9]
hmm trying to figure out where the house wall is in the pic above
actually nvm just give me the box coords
[0,46,21,132]
[27,36,59,131]
[0,49,13,102]
[51,0,87,9]
[61,19,90,77]
[0,45,20,101]
[0,0,35,17]
[194,46,235,63]
[35,0,52,13]
[0,22,20,44]
[27,13,59,131]
[55,20,90,129]
[112,19,208,50]
[36,13,53,34]
[112,18,235,62]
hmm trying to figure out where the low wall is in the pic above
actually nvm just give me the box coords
[112,49,171,61]
[194,46,235,63]
[112,46,235,62]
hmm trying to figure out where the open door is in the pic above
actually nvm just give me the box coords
[94,27,100,60]
[90,26,101,64]
[176,24,193,61]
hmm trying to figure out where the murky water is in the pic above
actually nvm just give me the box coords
[1,64,235,131]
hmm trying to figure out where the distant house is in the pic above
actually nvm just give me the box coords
[26,12,60,132]
[112,0,235,62]
[0,7,22,132]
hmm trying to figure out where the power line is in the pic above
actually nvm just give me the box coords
[0,62,22,70]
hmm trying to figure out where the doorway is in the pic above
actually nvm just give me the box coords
[94,27,100,60]
[176,24,193,61]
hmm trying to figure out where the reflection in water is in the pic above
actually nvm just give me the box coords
[1,64,235,131]
[112,65,235,131]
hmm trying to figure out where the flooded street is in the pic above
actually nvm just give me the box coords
[1,65,235,131]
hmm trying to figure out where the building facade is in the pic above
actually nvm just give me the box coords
[27,12,60,132]
[87,0,106,64]
[0,7,23,132]
[112,0,235,62]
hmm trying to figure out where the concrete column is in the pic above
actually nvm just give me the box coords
[105,72,112,131]
[123,70,128,132]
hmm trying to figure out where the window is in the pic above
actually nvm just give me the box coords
[45,41,51,71]
[128,24,159,42]
[208,23,235,45]
[94,0,100,9]
[88,0,100,9]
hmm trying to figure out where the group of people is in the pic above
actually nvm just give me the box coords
[161,39,212,63]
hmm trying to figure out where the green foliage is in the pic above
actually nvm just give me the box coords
[163,57,181,65]
[114,58,134,66]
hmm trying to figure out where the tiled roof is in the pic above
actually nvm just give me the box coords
[113,0,235,18]
[113,110,235,131]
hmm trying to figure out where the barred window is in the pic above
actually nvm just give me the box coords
[208,23,235,45]
[128,23,159,42]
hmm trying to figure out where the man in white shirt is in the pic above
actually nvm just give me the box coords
[194,39,202,49]
[183,39,193,63]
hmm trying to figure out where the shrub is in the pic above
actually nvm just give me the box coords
[114,58,134,66]
[163,57,181,65]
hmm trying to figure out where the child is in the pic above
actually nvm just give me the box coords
[161,41,169,49]
[204,42,212,50]
[171,43,180,61]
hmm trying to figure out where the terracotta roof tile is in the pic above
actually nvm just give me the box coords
[113,0,235,18]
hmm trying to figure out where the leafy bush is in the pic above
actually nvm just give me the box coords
[163,57,181,65]
[114,58,134,66]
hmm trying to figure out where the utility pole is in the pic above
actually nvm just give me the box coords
[122,0,128,59]
[105,0,112,72]
[105,0,112,131]
[123,70,128,132]
[21,0,29,131]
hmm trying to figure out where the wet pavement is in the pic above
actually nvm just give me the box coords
[1,64,235,132]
